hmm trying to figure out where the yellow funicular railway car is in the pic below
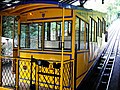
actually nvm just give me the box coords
[0,0,107,90]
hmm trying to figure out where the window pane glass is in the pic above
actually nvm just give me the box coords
[86,23,89,49]
[38,23,42,48]
[29,23,38,49]
[98,19,101,36]
[64,21,72,49]
[44,22,60,49]
[2,16,13,38]
[57,22,62,37]
[44,21,72,51]
[20,23,39,49]
[14,19,18,47]
[20,24,27,47]
[95,22,97,42]
[80,20,85,50]
[45,22,49,41]
[89,18,92,42]
[75,17,79,49]
[102,18,106,34]
[92,20,95,42]
[51,22,57,40]
[65,21,68,36]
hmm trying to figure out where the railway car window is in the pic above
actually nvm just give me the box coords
[44,22,59,49]
[89,18,92,42]
[86,23,89,49]
[14,19,18,47]
[57,22,61,37]
[29,23,38,49]
[20,24,27,48]
[20,23,39,49]
[38,23,42,48]
[75,17,80,49]
[2,16,14,38]
[80,20,85,50]
[98,19,100,36]
[98,18,102,37]
[75,17,89,50]
[64,21,72,50]
[90,18,97,42]
[102,18,106,34]
[101,21,103,34]
[44,21,72,50]
[100,21,102,37]
[45,22,50,41]
[92,20,95,42]
[95,22,97,42]
[51,22,57,40]
[2,16,14,56]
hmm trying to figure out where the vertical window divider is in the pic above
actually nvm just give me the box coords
[42,22,45,51]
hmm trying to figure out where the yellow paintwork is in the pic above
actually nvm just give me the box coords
[20,8,72,23]
[76,52,89,86]
[0,87,13,90]
[60,8,65,90]
[20,52,70,61]
[0,16,2,86]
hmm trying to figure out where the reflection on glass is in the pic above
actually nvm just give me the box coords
[75,17,80,49]
[38,23,42,48]
[29,23,38,49]
[20,24,27,47]
[80,20,85,50]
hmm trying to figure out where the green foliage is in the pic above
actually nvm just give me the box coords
[2,16,18,38]
[107,0,120,24]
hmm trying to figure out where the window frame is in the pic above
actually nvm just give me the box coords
[98,18,102,37]
[102,18,106,34]
[75,16,89,50]
[20,23,42,49]
[90,17,97,42]
[44,20,72,51]
[20,20,72,51]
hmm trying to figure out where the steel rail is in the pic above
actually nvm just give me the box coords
[96,24,120,90]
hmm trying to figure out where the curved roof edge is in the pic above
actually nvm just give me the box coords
[0,0,91,11]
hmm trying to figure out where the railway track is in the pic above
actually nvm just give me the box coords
[96,30,120,90]
[77,20,120,90]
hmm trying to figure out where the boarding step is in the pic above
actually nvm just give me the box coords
[101,55,107,60]
[103,73,110,77]
[97,67,103,70]
[107,64,113,66]
[101,81,107,84]
[105,68,111,70]
[108,60,113,64]
[109,57,115,60]
[99,63,104,66]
